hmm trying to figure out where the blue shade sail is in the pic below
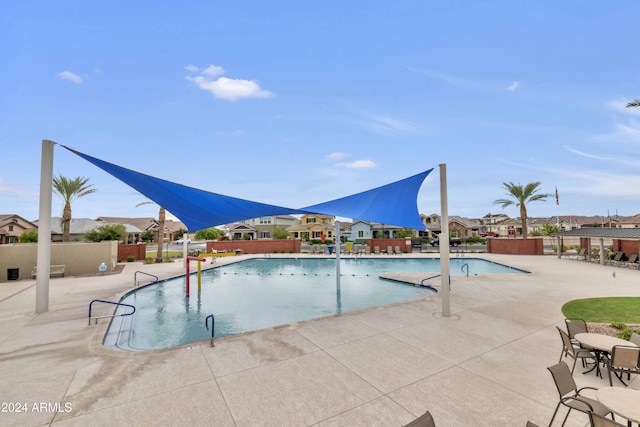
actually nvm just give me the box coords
[61,145,431,231]
[301,169,432,231]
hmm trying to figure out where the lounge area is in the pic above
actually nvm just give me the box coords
[1,253,639,426]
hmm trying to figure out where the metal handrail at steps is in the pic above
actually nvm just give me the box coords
[134,271,159,287]
[205,314,215,347]
[88,299,136,325]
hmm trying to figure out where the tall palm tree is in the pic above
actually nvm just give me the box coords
[493,182,550,239]
[52,175,97,242]
[136,200,166,263]
[627,99,640,108]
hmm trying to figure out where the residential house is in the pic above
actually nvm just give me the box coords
[350,220,373,242]
[35,217,104,242]
[287,214,336,242]
[0,214,38,244]
[480,213,509,235]
[96,216,186,243]
[371,223,402,238]
[239,215,298,239]
[448,216,481,239]
[223,223,257,240]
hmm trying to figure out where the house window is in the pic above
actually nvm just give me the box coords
[307,218,316,224]
[260,231,270,239]
[312,231,322,238]
[259,217,272,224]
[358,230,364,238]
[8,225,13,232]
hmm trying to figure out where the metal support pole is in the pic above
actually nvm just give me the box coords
[439,164,451,317]
[36,140,55,314]
[335,221,341,292]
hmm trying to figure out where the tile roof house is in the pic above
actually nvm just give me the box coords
[0,214,38,244]
[32,217,104,242]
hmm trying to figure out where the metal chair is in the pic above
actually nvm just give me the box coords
[547,362,612,427]
[556,326,598,373]
[606,345,640,386]
[629,331,640,346]
[589,413,626,427]
[402,410,435,427]
[565,318,588,343]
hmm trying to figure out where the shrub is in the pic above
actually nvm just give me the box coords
[145,257,154,264]
[19,230,38,243]
[127,255,135,262]
[611,322,634,340]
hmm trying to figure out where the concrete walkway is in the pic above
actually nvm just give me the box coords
[1,254,639,427]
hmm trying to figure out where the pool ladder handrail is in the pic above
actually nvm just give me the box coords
[205,314,215,347]
[88,299,136,325]
[134,271,159,287]
[420,274,451,291]
[461,263,469,277]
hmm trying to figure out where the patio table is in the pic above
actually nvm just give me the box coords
[595,387,640,425]
[574,333,639,378]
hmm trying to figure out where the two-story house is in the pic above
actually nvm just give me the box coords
[0,214,38,244]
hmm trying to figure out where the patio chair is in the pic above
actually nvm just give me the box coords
[556,327,598,373]
[547,361,612,427]
[630,331,640,346]
[402,410,435,427]
[565,318,588,346]
[387,245,394,255]
[607,251,625,266]
[394,245,402,255]
[624,253,638,268]
[374,246,380,255]
[589,413,626,427]
[606,345,640,386]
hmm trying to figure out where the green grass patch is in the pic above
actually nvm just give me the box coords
[562,297,640,324]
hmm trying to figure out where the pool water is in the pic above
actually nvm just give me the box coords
[105,257,527,351]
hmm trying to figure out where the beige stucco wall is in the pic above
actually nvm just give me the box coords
[0,241,118,281]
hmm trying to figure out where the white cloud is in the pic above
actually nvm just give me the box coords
[564,145,640,168]
[202,65,225,77]
[404,66,487,90]
[57,71,83,84]
[336,160,377,169]
[186,64,274,102]
[592,120,640,143]
[506,81,520,92]
[365,114,417,135]
[326,152,349,160]
[185,64,200,72]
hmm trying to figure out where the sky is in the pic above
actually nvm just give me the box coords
[2,0,640,227]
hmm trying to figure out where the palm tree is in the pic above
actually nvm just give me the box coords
[627,99,640,108]
[52,175,97,242]
[493,182,550,239]
[136,200,166,263]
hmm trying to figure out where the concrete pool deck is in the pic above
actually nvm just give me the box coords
[1,253,639,427]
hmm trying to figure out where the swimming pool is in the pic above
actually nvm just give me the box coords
[104,257,527,351]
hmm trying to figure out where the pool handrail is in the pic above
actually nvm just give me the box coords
[134,271,159,287]
[88,299,136,325]
[461,263,469,277]
[205,314,215,347]
[421,274,451,290]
